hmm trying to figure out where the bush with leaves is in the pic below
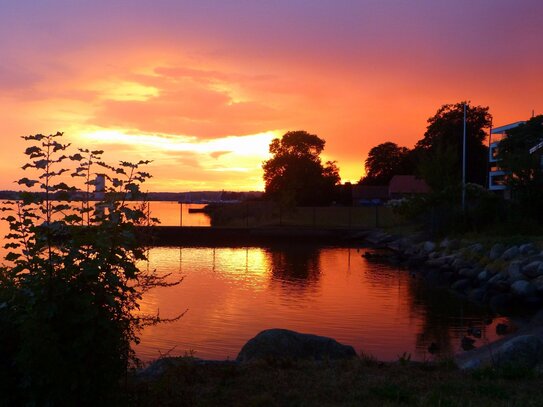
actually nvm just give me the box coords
[0,132,176,405]
[387,183,502,236]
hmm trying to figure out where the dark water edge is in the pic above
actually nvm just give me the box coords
[136,225,366,246]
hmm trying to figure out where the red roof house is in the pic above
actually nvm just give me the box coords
[388,175,430,199]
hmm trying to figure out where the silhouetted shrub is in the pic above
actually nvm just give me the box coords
[0,133,176,405]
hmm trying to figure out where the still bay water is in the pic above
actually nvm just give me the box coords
[0,201,509,362]
[136,244,509,362]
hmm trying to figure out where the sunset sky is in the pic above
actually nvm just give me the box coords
[1,0,542,191]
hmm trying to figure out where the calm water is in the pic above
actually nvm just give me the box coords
[0,201,509,362]
[147,202,210,227]
[135,244,509,362]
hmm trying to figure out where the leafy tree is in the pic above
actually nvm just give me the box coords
[497,115,543,217]
[263,131,340,206]
[360,142,414,185]
[415,102,492,190]
[416,142,458,192]
[0,132,177,405]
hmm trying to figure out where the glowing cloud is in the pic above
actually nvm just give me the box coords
[0,1,542,190]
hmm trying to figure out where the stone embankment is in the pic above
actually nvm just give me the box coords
[364,231,543,370]
[365,231,543,315]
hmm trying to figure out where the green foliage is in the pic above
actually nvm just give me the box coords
[262,130,340,206]
[417,142,459,192]
[0,132,175,405]
[397,352,412,366]
[370,383,413,404]
[471,365,538,381]
[388,183,503,236]
[415,101,492,190]
[360,141,414,185]
[130,357,543,406]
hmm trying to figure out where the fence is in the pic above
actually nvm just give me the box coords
[204,202,405,229]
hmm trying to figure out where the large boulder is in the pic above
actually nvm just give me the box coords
[489,243,505,260]
[523,261,543,278]
[501,246,520,261]
[494,335,543,370]
[467,243,485,255]
[519,243,537,256]
[507,261,524,282]
[451,257,470,271]
[488,271,506,285]
[477,270,490,282]
[458,335,543,371]
[236,329,357,362]
[511,280,535,297]
[422,241,437,253]
[440,238,460,250]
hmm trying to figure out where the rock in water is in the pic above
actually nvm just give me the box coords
[236,329,357,362]
[494,335,543,370]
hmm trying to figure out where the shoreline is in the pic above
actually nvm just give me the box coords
[131,228,543,375]
[137,225,370,246]
[361,229,543,369]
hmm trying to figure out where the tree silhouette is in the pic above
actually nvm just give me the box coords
[360,142,413,185]
[415,102,492,190]
[263,131,340,206]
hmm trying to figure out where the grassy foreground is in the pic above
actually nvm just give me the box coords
[128,357,543,406]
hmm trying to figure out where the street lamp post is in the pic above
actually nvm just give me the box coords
[462,103,467,212]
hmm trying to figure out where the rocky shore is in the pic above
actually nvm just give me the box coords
[361,230,543,370]
[363,231,543,315]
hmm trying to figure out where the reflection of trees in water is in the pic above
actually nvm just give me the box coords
[265,245,322,295]
[361,259,406,287]
[407,279,494,358]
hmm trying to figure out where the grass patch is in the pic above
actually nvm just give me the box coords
[128,358,543,406]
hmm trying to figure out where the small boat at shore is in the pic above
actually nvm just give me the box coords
[188,206,208,213]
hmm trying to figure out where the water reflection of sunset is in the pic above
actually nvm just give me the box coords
[136,245,507,362]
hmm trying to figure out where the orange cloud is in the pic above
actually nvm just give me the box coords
[1,1,542,190]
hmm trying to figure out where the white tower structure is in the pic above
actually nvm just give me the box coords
[94,174,106,200]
